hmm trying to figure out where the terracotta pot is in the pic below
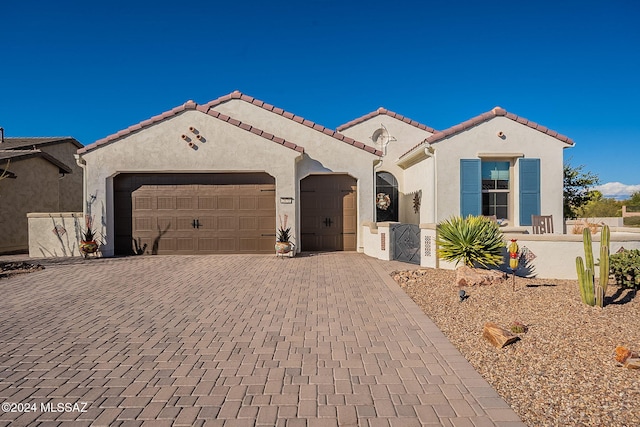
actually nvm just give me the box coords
[275,241,292,254]
[80,240,98,255]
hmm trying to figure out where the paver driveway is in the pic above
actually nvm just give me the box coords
[0,253,524,426]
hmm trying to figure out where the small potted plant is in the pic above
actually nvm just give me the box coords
[275,214,293,256]
[79,215,99,258]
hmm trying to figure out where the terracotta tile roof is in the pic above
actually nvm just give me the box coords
[336,107,438,133]
[0,149,73,173]
[79,92,382,156]
[78,99,304,155]
[399,106,575,159]
[1,137,82,150]
[203,91,382,156]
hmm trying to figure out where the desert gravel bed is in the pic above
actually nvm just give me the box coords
[392,268,639,427]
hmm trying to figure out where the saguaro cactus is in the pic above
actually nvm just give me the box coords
[599,225,610,296]
[576,225,610,307]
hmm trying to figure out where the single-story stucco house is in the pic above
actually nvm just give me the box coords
[0,135,83,254]
[74,91,573,257]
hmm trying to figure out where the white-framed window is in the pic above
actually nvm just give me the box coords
[481,161,510,219]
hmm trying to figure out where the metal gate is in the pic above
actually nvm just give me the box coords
[391,224,421,264]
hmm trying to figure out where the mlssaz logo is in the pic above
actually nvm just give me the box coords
[40,402,89,413]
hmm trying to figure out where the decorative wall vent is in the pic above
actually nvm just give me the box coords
[424,235,432,257]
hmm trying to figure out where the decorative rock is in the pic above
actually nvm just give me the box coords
[483,322,520,348]
[624,358,640,369]
[615,346,640,369]
[456,265,508,287]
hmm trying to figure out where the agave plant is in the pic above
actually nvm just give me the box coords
[277,214,291,243]
[437,215,504,268]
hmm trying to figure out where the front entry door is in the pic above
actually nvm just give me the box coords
[300,174,357,251]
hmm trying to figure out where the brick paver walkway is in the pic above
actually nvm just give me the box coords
[0,253,524,426]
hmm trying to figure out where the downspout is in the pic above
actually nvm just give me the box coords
[430,144,437,225]
[429,145,438,268]
[74,153,87,218]
[373,159,384,223]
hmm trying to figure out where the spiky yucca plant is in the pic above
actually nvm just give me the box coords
[437,215,504,268]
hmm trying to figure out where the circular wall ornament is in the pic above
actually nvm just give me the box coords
[376,193,391,210]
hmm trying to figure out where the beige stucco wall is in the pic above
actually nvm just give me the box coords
[28,212,84,257]
[39,141,83,212]
[0,157,61,253]
[211,100,380,250]
[79,109,304,257]
[338,114,435,225]
[79,104,379,256]
[424,117,568,231]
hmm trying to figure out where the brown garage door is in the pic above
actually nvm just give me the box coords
[114,173,276,255]
[300,174,357,251]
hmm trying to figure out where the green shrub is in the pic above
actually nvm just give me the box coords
[610,249,640,290]
[623,216,640,227]
[437,215,504,268]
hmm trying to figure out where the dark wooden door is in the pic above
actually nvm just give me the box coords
[300,174,357,251]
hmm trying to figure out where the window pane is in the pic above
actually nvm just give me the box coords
[482,180,496,190]
[482,162,510,180]
[495,193,508,204]
[482,190,509,220]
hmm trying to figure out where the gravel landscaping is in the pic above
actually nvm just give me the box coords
[0,261,44,279]
[392,268,639,427]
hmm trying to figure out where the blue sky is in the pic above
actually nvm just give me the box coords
[1,0,639,196]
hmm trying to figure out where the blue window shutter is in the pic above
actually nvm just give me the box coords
[460,159,481,217]
[519,158,540,226]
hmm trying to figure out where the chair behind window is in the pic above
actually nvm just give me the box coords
[531,215,553,234]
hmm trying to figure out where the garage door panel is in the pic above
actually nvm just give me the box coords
[217,197,235,210]
[258,238,274,252]
[198,217,216,230]
[218,216,237,231]
[239,197,257,210]
[134,217,154,231]
[197,238,216,252]
[198,196,216,210]
[157,196,175,210]
[258,216,275,232]
[134,196,153,210]
[158,217,175,231]
[258,195,276,210]
[158,238,176,251]
[176,217,193,231]
[176,197,193,209]
[239,216,257,231]
[218,238,236,252]
[175,238,195,251]
[127,175,275,255]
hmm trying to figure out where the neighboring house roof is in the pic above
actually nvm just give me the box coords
[400,106,575,159]
[336,107,438,134]
[0,149,73,173]
[79,92,382,156]
[0,137,83,150]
